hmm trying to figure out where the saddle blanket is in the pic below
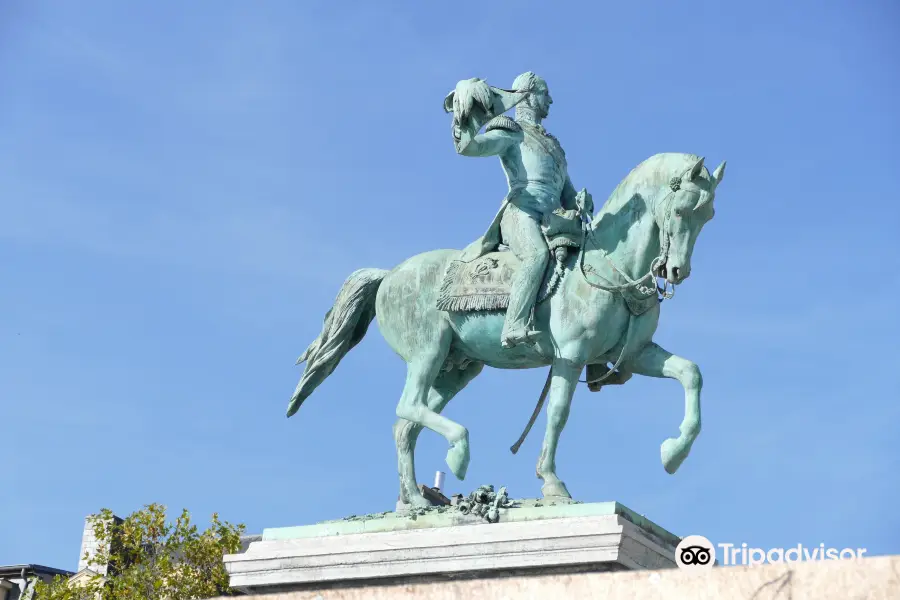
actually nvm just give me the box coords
[435,251,559,313]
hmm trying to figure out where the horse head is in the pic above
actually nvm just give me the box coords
[654,156,726,285]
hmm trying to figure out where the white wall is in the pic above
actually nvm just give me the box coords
[214,555,900,600]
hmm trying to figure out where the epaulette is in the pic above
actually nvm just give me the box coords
[485,115,521,133]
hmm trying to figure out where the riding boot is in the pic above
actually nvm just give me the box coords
[501,250,549,348]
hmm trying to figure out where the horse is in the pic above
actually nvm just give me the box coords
[287,152,726,508]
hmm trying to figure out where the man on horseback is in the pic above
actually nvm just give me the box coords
[448,72,590,348]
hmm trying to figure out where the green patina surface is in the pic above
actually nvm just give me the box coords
[262,500,680,548]
[286,70,726,509]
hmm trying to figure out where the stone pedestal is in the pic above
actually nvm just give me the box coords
[224,500,680,596]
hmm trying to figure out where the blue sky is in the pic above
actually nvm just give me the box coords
[1,0,898,569]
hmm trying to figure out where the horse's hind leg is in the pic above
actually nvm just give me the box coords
[395,327,472,481]
[394,361,484,507]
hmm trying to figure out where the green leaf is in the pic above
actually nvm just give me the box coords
[36,505,245,600]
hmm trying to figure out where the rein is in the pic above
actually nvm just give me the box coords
[577,190,677,300]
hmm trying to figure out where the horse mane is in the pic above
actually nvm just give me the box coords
[593,152,713,226]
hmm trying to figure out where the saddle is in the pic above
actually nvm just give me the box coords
[436,207,584,313]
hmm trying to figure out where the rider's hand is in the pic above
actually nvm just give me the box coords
[576,188,594,217]
[453,78,493,128]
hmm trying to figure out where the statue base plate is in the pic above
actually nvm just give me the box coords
[223,500,681,595]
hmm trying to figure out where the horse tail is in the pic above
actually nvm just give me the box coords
[286,268,388,417]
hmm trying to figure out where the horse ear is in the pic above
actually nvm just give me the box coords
[686,156,705,181]
[712,160,726,188]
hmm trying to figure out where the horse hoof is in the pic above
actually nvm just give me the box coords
[446,437,470,480]
[661,437,690,474]
[541,480,571,499]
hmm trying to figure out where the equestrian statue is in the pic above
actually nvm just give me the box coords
[287,71,727,508]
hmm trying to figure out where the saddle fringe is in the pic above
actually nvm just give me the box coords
[437,293,512,313]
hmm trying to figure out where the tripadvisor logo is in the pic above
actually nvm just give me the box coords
[676,535,716,570]
[675,535,868,569]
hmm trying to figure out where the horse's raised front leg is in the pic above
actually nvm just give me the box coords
[627,342,702,474]
[535,358,581,499]
[394,361,484,507]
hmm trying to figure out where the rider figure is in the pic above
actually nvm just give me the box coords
[453,72,583,348]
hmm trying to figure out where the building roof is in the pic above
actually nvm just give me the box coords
[0,564,75,579]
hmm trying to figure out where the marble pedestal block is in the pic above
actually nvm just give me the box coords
[224,501,681,596]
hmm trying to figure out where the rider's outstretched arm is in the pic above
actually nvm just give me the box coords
[453,115,523,158]
[456,129,522,157]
